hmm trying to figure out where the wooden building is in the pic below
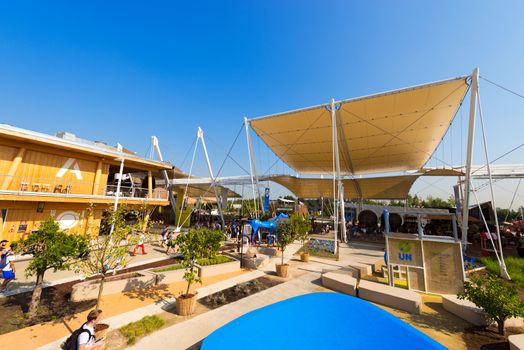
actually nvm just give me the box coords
[0,124,173,241]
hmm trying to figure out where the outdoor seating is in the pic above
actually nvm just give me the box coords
[32,183,40,191]
[509,334,524,350]
[443,294,523,327]
[347,262,372,279]
[20,182,28,191]
[358,279,422,314]
[321,271,357,296]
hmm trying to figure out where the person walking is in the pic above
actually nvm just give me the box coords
[61,309,105,350]
[131,232,147,256]
[165,231,177,255]
[0,240,16,293]
[160,224,169,248]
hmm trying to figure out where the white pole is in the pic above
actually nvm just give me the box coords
[198,127,225,228]
[330,99,339,253]
[477,92,511,280]
[152,136,178,216]
[244,118,259,219]
[110,153,125,235]
[461,68,479,251]
[331,99,347,244]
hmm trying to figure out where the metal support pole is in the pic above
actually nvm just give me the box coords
[198,127,225,228]
[331,99,347,244]
[244,118,260,219]
[477,91,511,280]
[330,99,339,252]
[461,68,479,251]
[152,136,178,218]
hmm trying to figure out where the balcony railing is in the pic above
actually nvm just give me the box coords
[0,174,168,201]
[104,185,168,200]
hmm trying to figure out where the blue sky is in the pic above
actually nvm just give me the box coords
[0,1,523,208]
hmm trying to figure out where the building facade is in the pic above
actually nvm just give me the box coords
[0,124,173,241]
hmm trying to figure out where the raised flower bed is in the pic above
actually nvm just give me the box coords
[151,263,189,284]
[196,255,241,278]
[71,271,157,302]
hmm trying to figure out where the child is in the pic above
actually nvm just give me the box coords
[1,241,16,293]
[131,232,147,256]
[165,231,176,255]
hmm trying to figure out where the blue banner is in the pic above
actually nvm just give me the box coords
[263,187,270,213]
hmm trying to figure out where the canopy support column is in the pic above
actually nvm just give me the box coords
[461,68,479,251]
[330,98,346,247]
[244,117,262,218]
[198,127,225,228]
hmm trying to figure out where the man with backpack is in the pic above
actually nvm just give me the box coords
[62,309,105,350]
[1,240,16,293]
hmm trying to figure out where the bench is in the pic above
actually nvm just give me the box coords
[509,334,524,350]
[443,294,523,327]
[347,263,372,279]
[321,267,359,279]
[321,272,357,296]
[358,279,421,314]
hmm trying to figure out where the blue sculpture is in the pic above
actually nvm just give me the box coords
[246,212,289,245]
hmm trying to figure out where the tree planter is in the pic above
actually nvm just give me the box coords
[276,263,289,278]
[300,252,310,262]
[70,271,157,302]
[196,258,241,278]
[176,293,197,316]
[152,264,188,284]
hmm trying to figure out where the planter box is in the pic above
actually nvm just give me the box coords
[152,264,188,285]
[241,254,270,269]
[71,271,157,302]
[196,258,241,278]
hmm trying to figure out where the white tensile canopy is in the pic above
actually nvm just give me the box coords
[249,76,469,175]
[269,175,418,200]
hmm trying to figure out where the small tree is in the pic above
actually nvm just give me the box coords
[175,229,206,296]
[74,204,152,311]
[458,273,524,335]
[14,218,88,318]
[290,213,312,253]
[276,220,295,266]
[200,229,226,259]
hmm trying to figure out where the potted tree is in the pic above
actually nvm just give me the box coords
[275,220,295,277]
[174,228,205,316]
[291,213,312,262]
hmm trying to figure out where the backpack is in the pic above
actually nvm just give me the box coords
[61,324,94,350]
[0,253,9,269]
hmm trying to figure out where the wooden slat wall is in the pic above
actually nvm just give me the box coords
[0,140,110,195]
[0,201,106,242]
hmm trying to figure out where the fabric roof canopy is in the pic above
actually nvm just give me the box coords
[269,175,418,200]
[250,76,470,175]
[170,183,240,199]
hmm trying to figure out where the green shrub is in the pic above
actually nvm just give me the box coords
[197,255,232,266]
[458,273,524,335]
[119,315,165,344]
[480,257,524,287]
[153,264,184,273]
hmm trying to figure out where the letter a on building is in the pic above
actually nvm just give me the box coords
[56,158,83,180]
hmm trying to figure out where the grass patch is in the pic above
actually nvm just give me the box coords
[119,315,165,345]
[153,264,184,273]
[298,243,339,260]
[480,256,524,287]
[197,255,233,266]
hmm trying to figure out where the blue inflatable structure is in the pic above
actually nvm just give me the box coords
[201,292,446,350]
[246,212,288,245]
